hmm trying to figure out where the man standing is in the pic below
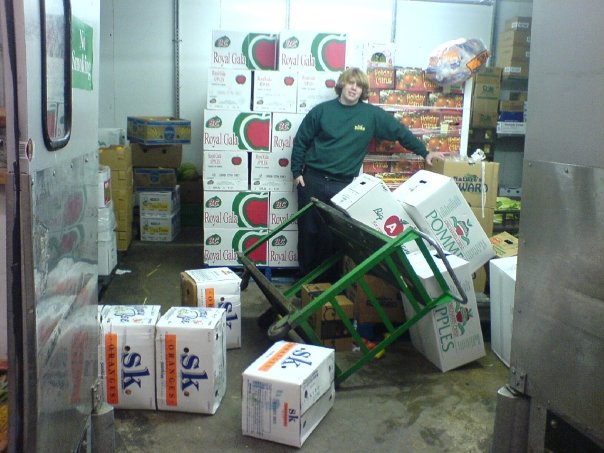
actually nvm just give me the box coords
[291,67,444,278]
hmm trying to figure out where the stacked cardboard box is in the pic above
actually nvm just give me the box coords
[470,66,502,129]
[203,30,347,268]
[300,283,354,351]
[155,306,227,414]
[98,305,229,415]
[180,267,242,349]
[99,305,161,410]
[429,158,500,292]
[99,145,134,252]
[97,165,118,275]
[496,16,531,79]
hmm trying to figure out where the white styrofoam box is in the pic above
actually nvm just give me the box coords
[140,210,180,242]
[489,256,518,367]
[211,30,278,70]
[268,229,299,268]
[98,165,111,207]
[296,71,339,114]
[203,227,269,267]
[139,186,180,218]
[269,190,298,230]
[99,305,162,410]
[98,127,126,147]
[98,232,118,276]
[207,68,252,111]
[279,31,347,72]
[242,341,335,447]
[203,110,271,152]
[156,307,227,414]
[250,150,294,192]
[202,150,249,191]
[331,173,419,254]
[181,267,242,350]
[203,190,269,229]
[271,112,305,152]
[392,170,494,273]
[98,202,116,241]
[401,251,485,372]
[253,70,298,113]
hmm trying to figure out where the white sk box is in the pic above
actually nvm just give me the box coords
[393,170,494,273]
[182,267,242,349]
[155,307,227,414]
[99,305,161,410]
[489,256,517,367]
[331,173,419,254]
[242,341,335,447]
[401,251,485,372]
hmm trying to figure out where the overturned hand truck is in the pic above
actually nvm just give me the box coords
[237,197,467,386]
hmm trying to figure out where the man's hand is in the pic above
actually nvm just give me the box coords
[425,151,446,166]
[295,175,305,187]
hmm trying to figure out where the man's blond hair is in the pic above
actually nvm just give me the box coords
[335,67,369,101]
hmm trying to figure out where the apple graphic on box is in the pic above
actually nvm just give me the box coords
[325,79,336,88]
[284,76,295,86]
[231,156,242,166]
[278,158,289,167]
[235,74,247,84]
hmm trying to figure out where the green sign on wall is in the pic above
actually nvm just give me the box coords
[71,16,93,90]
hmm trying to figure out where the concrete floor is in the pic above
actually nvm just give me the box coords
[100,227,509,453]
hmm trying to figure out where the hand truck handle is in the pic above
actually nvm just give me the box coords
[413,229,469,305]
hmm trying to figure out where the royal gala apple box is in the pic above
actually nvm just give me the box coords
[206,68,252,111]
[202,150,248,191]
[269,190,298,230]
[279,31,347,72]
[271,112,305,152]
[180,267,242,350]
[392,170,494,273]
[401,251,485,372]
[99,305,161,410]
[268,229,299,268]
[155,306,227,415]
[330,173,420,254]
[250,150,294,192]
[211,30,278,70]
[242,341,335,448]
[296,71,339,114]
[204,227,268,267]
[252,70,298,113]
[203,191,269,229]
[203,110,271,152]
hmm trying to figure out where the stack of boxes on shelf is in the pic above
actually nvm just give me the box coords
[99,145,134,255]
[361,45,465,188]
[202,30,346,269]
[469,66,502,159]
[127,116,191,242]
[496,16,531,80]
[496,16,531,135]
[97,163,118,276]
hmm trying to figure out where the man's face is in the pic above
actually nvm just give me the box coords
[340,77,363,105]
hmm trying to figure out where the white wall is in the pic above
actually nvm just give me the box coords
[99,0,530,171]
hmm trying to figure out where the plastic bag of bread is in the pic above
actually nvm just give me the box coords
[424,38,489,86]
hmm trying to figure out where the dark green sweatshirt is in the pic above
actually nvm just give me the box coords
[291,98,428,179]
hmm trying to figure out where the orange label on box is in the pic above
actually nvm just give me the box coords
[204,288,216,307]
[258,342,296,372]
[104,333,119,405]
[165,334,178,406]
